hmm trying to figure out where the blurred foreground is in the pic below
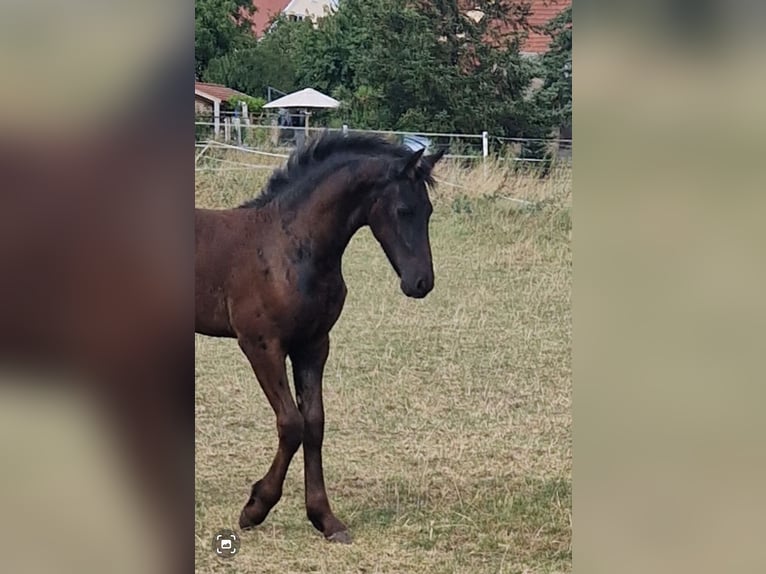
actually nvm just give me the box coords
[0,3,193,573]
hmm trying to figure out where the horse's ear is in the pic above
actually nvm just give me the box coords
[422,147,448,170]
[399,148,425,178]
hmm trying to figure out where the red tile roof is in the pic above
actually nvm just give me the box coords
[248,0,291,36]
[522,0,571,54]
[458,0,570,54]
[195,82,250,102]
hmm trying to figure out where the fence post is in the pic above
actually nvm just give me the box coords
[342,124,348,136]
[214,100,220,140]
[482,131,489,177]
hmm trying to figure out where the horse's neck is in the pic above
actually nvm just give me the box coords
[291,169,377,264]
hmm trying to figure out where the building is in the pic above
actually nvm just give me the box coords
[249,0,338,36]
[248,0,289,36]
[519,0,571,56]
[195,82,253,139]
[460,0,571,56]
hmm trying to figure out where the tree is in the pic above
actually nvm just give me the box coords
[538,5,572,130]
[505,5,571,172]
[294,0,540,134]
[195,0,255,79]
[204,16,316,99]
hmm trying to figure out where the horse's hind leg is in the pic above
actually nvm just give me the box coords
[291,336,351,543]
[237,336,304,529]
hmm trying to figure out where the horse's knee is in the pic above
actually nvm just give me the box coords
[278,411,304,452]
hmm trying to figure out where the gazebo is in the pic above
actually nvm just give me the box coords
[263,88,340,138]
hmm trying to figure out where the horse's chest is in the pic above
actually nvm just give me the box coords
[290,275,346,336]
[300,281,345,321]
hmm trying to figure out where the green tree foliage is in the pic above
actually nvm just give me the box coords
[226,95,267,114]
[195,0,255,78]
[538,5,572,129]
[204,16,316,99]
[293,0,542,135]
[513,4,571,167]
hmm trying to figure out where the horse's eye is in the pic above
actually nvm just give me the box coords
[396,206,414,218]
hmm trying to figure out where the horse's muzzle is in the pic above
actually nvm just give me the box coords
[401,274,434,299]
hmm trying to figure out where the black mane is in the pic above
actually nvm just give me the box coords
[239,131,435,209]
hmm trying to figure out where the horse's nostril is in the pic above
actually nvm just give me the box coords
[416,278,427,292]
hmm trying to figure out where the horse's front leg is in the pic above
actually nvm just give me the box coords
[291,335,351,543]
[237,336,304,529]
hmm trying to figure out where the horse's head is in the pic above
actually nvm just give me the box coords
[368,147,447,299]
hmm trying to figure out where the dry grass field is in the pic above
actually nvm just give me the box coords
[195,149,572,573]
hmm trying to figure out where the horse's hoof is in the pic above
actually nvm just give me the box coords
[326,530,352,544]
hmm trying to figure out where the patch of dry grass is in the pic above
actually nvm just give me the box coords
[195,154,571,573]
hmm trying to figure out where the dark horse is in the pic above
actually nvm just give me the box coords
[195,132,446,543]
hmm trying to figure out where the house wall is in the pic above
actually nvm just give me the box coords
[195,96,214,116]
[248,0,336,35]
[247,0,290,36]
[283,0,336,23]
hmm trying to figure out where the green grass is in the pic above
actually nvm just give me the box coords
[195,155,571,573]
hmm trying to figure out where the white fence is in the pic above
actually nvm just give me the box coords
[194,120,572,167]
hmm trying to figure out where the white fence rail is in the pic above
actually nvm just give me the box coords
[194,121,572,168]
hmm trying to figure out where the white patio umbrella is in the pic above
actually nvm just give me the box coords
[263,88,340,134]
[263,88,340,109]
